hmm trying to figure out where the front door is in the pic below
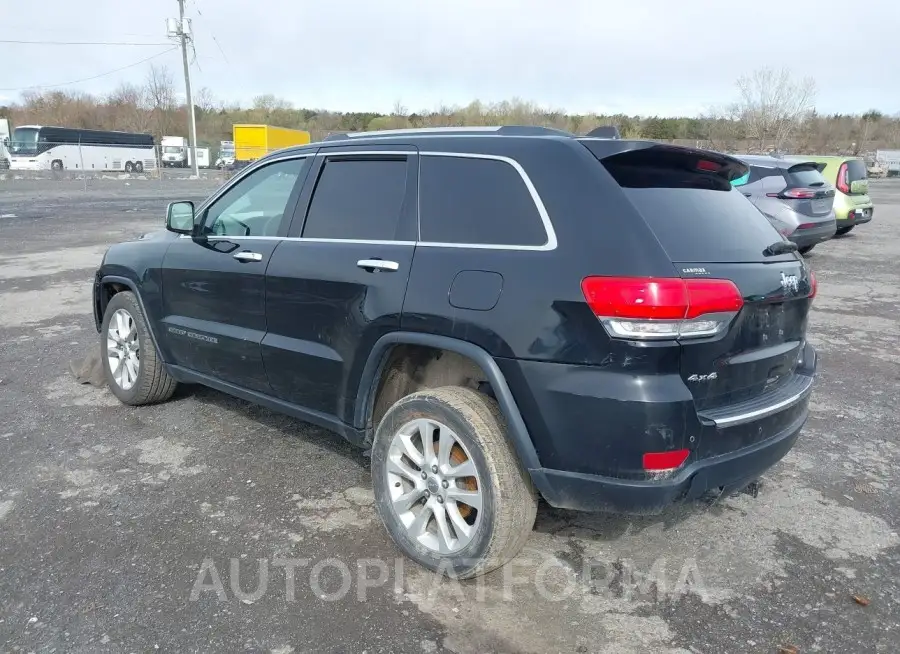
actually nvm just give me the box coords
[159,155,312,392]
[263,147,418,422]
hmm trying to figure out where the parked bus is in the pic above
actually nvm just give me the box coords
[8,125,156,173]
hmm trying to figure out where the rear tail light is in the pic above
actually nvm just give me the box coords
[767,188,817,200]
[797,223,816,229]
[581,276,744,340]
[836,163,850,194]
[643,449,690,471]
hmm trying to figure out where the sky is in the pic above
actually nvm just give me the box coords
[2,0,899,117]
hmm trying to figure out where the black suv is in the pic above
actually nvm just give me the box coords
[93,126,818,578]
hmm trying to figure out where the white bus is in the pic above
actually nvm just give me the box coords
[8,125,157,173]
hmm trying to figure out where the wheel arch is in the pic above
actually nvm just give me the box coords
[98,275,166,363]
[355,332,541,472]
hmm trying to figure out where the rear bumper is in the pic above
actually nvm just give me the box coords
[789,221,836,248]
[500,342,817,514]
[531,405,806,513]
[837,206,873,226]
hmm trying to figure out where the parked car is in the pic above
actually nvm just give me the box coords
[785,155,873,236]
[92,127,818,578]
[733,155,836,255]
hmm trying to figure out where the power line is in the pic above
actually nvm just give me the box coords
[191,0,231,67]
[0,48,178,92]
[0,39,172,46]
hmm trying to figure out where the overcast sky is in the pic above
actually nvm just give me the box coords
[2,0,898,116]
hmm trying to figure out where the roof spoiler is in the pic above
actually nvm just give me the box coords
[788,161,827,173]
[585,125,621,139]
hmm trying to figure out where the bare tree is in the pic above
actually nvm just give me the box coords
[145,64,178,139]
[734,67,816,153]
[107,83,152,133]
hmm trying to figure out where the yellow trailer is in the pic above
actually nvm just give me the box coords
[232,124,311,163]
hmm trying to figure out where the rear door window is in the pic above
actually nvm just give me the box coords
[600,148,790,263]
[302,157,408,241]
[418,154,548,246]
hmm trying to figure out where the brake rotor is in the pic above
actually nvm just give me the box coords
[449,442,478,519]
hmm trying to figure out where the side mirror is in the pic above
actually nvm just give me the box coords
[166,201,195,234]
[1,136,8,147]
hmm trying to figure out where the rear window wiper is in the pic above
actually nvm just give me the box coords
[763,240,799,256]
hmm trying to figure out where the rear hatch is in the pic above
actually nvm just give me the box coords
[584,143,815,418]
[772,162,835,223]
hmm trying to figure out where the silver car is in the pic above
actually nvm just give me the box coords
[734,155,837,254]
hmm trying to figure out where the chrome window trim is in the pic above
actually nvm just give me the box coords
[180,150,557,252]
[416,151,557,251]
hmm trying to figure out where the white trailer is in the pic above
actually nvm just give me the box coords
[188,147,210,169]
[876,149,900,177]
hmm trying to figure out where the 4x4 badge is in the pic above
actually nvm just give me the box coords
[780,272,800,294]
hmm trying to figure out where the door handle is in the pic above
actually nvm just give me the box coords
[357,259,399,272]
[742,192,752,197]
[233,251,263,262]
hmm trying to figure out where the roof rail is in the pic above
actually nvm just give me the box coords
[322,125,574,141]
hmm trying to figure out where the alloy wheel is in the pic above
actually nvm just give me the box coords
[385,418,483,554]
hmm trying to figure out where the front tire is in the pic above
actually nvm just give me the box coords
[124,162,134,173]
[51,160,63,171]
[134,161,144,173]
[836,225,854,236]
[371,386,537,579]
[100,291,177,406]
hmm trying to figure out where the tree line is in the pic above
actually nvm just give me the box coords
[3,65,898,156]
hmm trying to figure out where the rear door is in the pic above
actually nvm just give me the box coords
[599,148,815,415]
[262,146,417,422]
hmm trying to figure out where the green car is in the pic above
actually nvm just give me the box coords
[787,156,873,235]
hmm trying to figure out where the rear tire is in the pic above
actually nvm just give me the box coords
[798,245,815,255]
[371,386,537,579]
[835,226,854,236]
[100,291,177,406]
[134,161,144,173]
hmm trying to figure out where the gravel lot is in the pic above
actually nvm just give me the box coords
[1,178,898,654]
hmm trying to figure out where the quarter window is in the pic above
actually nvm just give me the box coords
[302,158,409,240]
[202,158,306,237]
[419,155,547,246]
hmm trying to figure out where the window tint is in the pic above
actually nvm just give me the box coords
[203,158,306,237]
[786,165,826,187]
[846,159,867,182]
[602,151,788,263]
[302,158,408,240]
[419,155,547,246]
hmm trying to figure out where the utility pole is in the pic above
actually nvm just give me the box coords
[174,0,199,177]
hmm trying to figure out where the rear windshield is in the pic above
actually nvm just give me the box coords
[601,149,790,263]
[787,165,826,187]
[846,159,867,182]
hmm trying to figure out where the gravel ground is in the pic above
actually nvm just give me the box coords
[1,178,898,654]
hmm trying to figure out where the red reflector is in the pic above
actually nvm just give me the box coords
[809,270,817,298]
[696,159,721,172]
[581,277,743,320]
[643,449,690,471]
[797,223,816,229]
